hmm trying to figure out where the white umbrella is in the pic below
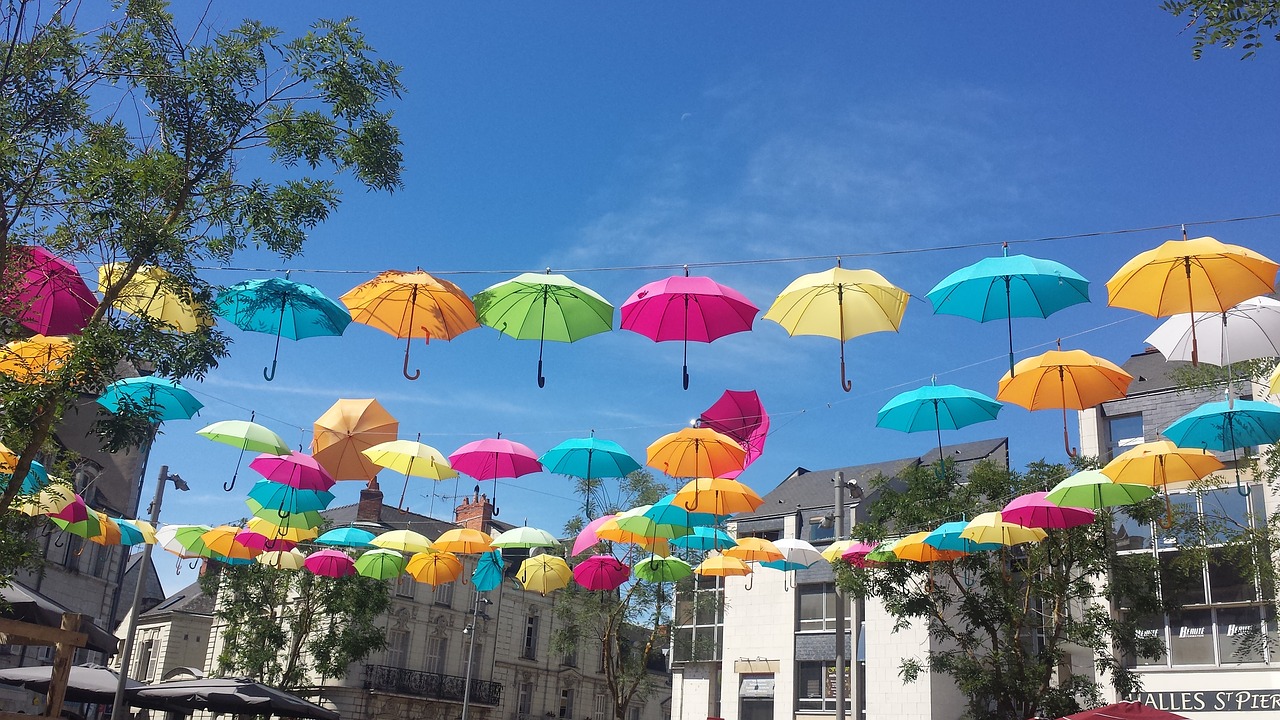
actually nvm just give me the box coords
[772,538,825,567]
[1145,296,1280,366]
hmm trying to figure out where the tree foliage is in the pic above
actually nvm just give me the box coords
[1162,0,1280,58]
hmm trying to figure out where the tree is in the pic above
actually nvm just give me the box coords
[838,459,1175,720]
[0,0,403,522]
[200,562,392,689]
[1161,0,1280,58]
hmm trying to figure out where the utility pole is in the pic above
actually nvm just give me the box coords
[833,471,848,720]
[461,589,490,720]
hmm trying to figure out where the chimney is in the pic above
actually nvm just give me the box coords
[357,478,384,522]
[454,486,492,531]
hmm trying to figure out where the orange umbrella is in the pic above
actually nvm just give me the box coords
[672,477,763,515]
[891,531,965,562]
[341,269,480,380]
[693,554,752,578]
[1101,440,1225,528]
[87,512,122,546]
[997,346,1133,456]
[312,398,399,482]
[432,528,493,554]
[646,427,746,479]
[406,551,463,585]
[724,537,784,563]
[200,525,260,560]
[0,335,73,383]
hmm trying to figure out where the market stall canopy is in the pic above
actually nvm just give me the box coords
[0,582,118,655]
[0,663,142,704]
[130,677,339,720]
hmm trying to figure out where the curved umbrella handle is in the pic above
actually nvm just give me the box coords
[1236,468,1251,497]
[840,357,852,393]
[278,506,290,520]
[403,335,421,381]
[223,469,239,493]
[1061,407,1077,457]
[537,358,546,389]
[1158,492,1176,530]
[744,572,753,591]
[263,359,278,382]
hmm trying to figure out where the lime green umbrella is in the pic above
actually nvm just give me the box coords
[490,526,560,549]
[354,548,409,580]
[633,555,692,582]
[473,271,614,387]
[1045,470,1156,509]
[197,417,291,491]
[244,501,325,527]
[864,540,903,564]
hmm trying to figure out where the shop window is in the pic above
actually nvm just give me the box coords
[796,583,848,632]
[796,661,850,712]
[672,576,723,662]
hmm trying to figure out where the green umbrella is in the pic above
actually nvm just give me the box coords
[473,271,614,387]
[1045,470,1156,509]
[244,501,325,527]
[490,526,560,549]
[50,511,101,539]
[632,555,692,582]
[197,416,291,491]
[354,548,409,580]
[864,540,903,564]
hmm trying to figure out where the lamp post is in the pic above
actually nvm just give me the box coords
[832,471,863,720]
[460,589,491,720]
[111,466,188,718]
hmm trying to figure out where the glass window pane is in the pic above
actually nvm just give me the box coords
[1114,512,1153,552]
[1207,550,1256,604]
[1107,414,1145,460]
[1201,486,1252,543]
[1216,606,1265,664]
[797,662,824,709]
[1159,550,1206,606]
[1133,613,1167,667]
[1169,608,1215,665]
[1156,494,1200,548]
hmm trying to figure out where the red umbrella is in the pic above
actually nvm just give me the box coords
[304,549,356,578]
[572,554,631,591]
[620,273,758,389]
[1002,491,1096,530]
[571,514,616,556]
[698,389,770,477]
[5,246,98,336]
[1059,702,1188,720]
[249,452,336,492]
[449,435,542,516]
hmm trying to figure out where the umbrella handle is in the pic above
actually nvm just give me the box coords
[1158,492,1175,530]
[1062,407,1077,457]
[53,532,65,548]
[537,358,546,389]
[744,572,753,591]
[278,506,290,520]
[1236,467,1251,497]
[224,468,239,493]
[683,364,690,391]
[403,336,421,381]
[263,358,278,382]
[839,344,852,393]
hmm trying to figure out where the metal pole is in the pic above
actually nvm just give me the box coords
[833,471,847,720]
[461,590,483,720]
[111,465,169,718]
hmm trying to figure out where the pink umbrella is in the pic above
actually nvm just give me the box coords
[620,273,759,389]
[698,389,770,478]
[449,435,542,517]
[233,529,297,552]
[304,548,356,577]
[571,514,616,556]
[249,451,336,492]
[573,554,631,591]
[5,246,98,336]
[840,541,880,568]
[1002,491,1096,529]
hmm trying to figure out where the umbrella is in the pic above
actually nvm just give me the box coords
[1269,360,1280,397]
[0,663,144,704]
[491,526,560,549]
[355,548,409,580]
[698,389,770,478]
[669,527,736,551]
[633,555,692,582]
[571,514,616,556]
[1046,470,1156,509]
[0,334,73,383]
[876,381,1003,463]
[693,554,752,578]
[572,554,631,590]
[434,528,494,554]
[927,249,1091,374]
[603,505,687,541]
[643,494,727,528]
[924,521,1002,553]
[539,435,640,481]
[1060,702,1189,720]
[234,529,295,552]
[473,271,614,387]
[370,529,434,554]
[129,677,339,720]
[865,540,903,564]
[245,509,324,530]
[97,263,209,333]
[315,526,378,548]
[472,550,505,591]
[839,541,880,568]
[362,437,457,510]
[198,417,292,491]
[1001,492,1096,529]
[258,549,307,570]
[1106,234,1278,365]
[764,264,909,391]
[115,518,156,545]
[960,512,1048,546]
[49,499,101,538]
[340,269,479,380]
[517,555,573,595]
[1102,440,1225,524]
[199,525,260,560]
[97,376,203,422]
[646,427,747,480]
[449,435,542,515]
[5,245,97,336]
[245,480,335,516]
[155,524,214,559]
[15,482,76,516]
[891,532,965,562]
[215,277,352,380]
[772,538,825,567]
[2,446,49,494]
[245,517,319,543]
[312,398,399,482]
[997,347,1133,456]
[249,451,336,491]
[86,512,122,546]
[1146,295,1280,366]
[304,549,356,577]
[407,550,463,585]
[672,477,763,515]
[1163,399,1280,496]
[620,273,759,389]
[725,537,784,563]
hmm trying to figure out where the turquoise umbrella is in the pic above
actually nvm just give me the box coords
[216,277,352,381]
[876,382,1002,462]
[643,494,728,527]
[927,250,1090,374]
[97,377,202,421]
[668,527,736,551]
[473,550,505,592]
[245,480,335,516]
[539,436,640,480]
[315,527,377,548]
[1164,399,1280,496]
[11,460,49,494]
[924,521,1002,553]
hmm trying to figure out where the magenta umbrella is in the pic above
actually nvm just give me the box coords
[840,541,880,568]
[573,554,631,591]
[571,514,616,556]
[449,436,542,517]
[620,273,759,390]
[1002,491,1096,529]
[6,246,98,336]
[304,549,356,577]
[698,389,770,478]
[233,529,296,552]
[249,452,336,492]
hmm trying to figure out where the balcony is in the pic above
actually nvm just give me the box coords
[363,664,503,706]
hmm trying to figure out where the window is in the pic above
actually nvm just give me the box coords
[796,661,851,712]
[466,642,483,678]
[523,613,540,659]
[434,581,454,607]
[1106,414,1144,461]
[134,638,155,682]
[797,583,848,632]
[672,575,723,662]
[562,642,578,667]
[396,574,415,599]
[426,635,447,674]
[595,692,609,718]
[629,706,641,720]
[386,629,410,668]
[559,688,575,720]
[517,682,535,716]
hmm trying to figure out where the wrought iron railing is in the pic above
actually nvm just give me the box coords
[363,664,503,706]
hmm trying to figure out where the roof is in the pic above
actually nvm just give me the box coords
[319,502,515,535]
[1116,347,1190,396]
[142,581,215,618]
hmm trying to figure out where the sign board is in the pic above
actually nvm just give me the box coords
[1127,691,1280,713]
[824,665,851,699]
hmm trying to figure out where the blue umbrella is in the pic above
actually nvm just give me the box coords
[97,377,202,421]
[9,460,49,494]
[924,521,1002,553]
[539,436,641,479]
[876,382,1002,461]
[245,480,335,515]
[927,251,1090,374]
[668,527,736,551]
[216,277,352,381]
[1164,399,1280,496]
[314,527,377,548]
[473,550,505,592]
[644,494,729,527]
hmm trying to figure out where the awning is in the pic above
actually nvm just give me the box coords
[739,676,774,698]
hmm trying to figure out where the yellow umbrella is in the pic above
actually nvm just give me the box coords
[997,347,1132,456]
[406,551,463,585]
[891,532,965,562]
[516,555,573,595]
[362,437,457,510]
[0,335,73,383]
[672,477,763,515]
[370,529,434,554]
[245,516,319,543]
[340,269,480,380]
[693,554,752,578]
[258,549,307,570]
[724,537,784,563]
[16,481,76,516]
[1267,361,1280,397]
[821,539,854,564]
[200,525,260,560]
[1102,440,1225,528]
[433,528,493,554]
[312,398,399,482]
[1106,235,1278,365]
[646,427,746,479]
[86,512,122,546]
[97,263,210,333]
[764,265,909,391]
[960,512,1047,546]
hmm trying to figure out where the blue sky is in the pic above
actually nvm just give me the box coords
[125,3,1280,591]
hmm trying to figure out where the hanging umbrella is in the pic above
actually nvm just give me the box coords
[49,499,101,538]
[0,335,73,383]
[249,452,336,491]
[472,550,505,591]
[669,527,737,551]
[1046,470,1156,509]
[198,417,292,491]
[115,518,156,545]
[16,482,76,516]
[927,249,1091,374]
[312,398,399,482]
[1164,399,1280,496]
[840,541,881,568]
[245,517,320,543]
[725,537,784,563]
[1107,235,1278,365]
[491,526,560,549]
[620,272,759,389]
[434,528,494,554]
[304,549,356,578]
[517,555,573,595]
[258,549,307,570]
[876,381,1003,463]
[1001,492,1096,529]
[960,512,1049,546]
[5,246,97,336]
[646,427,747,481]
[923,521,1002,553]
[200,525,259,560]
[996,347,1133,456]
[573,554,631,591]
[86,513,122,546]
[1102,440,1225,524]
[97,377,203,422]
[155,524,213,559]
[1146,296,1280,366]
[370,529,434,554]
[539,435,640,481]
[315,526,378,548]
[571,514,616,556]
[865,540,903,564]
[234,529,295,553]
[449,435,542,516]
[891,532,965,562]
[693,554,752,578]
[473,271,614,387]
[244,507,324,530]
[603,505,687,541]
[340,269,479,380]
[671,477,763,515]
[2,446,49,494]
[407,550,463,585]
[355,548,409,580]
[362,437,457,510]
[245,480,335,516]
[698,390,770,478]
[97,263,209,333]
[1268,360,1280,397]
[643,494,727,528]
[764,264,909,391]
[215,277,352,381]
[821,540,854,564]
[633,555,692,582]
[771,538,825,568]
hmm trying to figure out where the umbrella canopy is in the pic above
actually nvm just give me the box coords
[0,663,143,704]
[698,390,770,478]
[1163,399,1280,452]
[891,532,965,562]
[15,482,76,516]
[115,518,157,545]
[312,398,399,482]
[340,269,480,380]
[772,538,825,568]
[643,494,727,528]
[539,436,640,480]
[450,436,542,513]
[216,277,351,381]
[1046,470,1156,509]
[155,524,214,559]
[672,477,763,515]
[924,521,1002,553]
[693,554,752,577]
[633,555,693,582]
[1269,360,1280,397]
[198,419,291,456]
[927,252,1091,374]
[472,550,505,591]
[98,263,210,333]
[130,677,339,720]
[620,274,759,389]
[5,245,97,336]
[407,551,463,585]
[363,437,457,510]
[355,548,409,580]
[491,526,559,549]
[304,549,356,577]
[960,512,1049,546]
[86,512,122,546]
[764,265,909,391]
[1146,295,1280,366]
[877,382,1003,461]
[573,554,631,590]
[370,529,434,554]
[473,271,614,387]
[434,528,494,554]
[0,334,73,383]
[725,537,784,563]
[1001,492,1096,529]
[646,427,747,479]
[245,517,319,543]
[315,526,377,548]
[1060,701,1189,720]
[258,549,307,570]
[50,499,101,538]
[839,541,881,568]
[597,510,682,544]
[517,555,573,595]
[200,525,260,560]
[2,446,50,494]
[249,452,336,491]
[1106,235,1278,365]
[997,348,1132,455]
[1101,440,1225,489]
[246,481,335,515]
[234,529,295,553]
[669,527,736,551]
[571,514,616,556]
[97,377,203,422]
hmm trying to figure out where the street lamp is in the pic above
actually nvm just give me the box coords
[831,471,863,720]
[460,590,491,720]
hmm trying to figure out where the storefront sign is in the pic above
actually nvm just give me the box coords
[823,665,851,699]
[1127,690,1280,712]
